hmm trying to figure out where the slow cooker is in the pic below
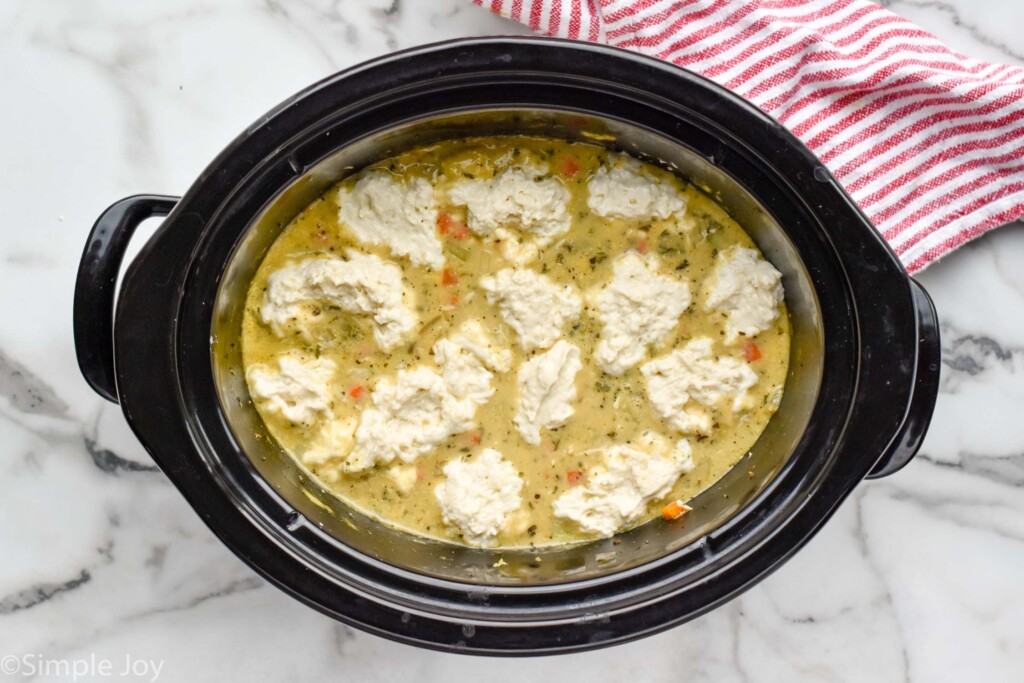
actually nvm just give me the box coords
[73,38,940,655]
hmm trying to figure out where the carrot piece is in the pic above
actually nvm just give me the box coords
[457,430,481,447]
[635,238,649,254]
[441,268,459,286]
[348,384,365,400]
[447,294,459,305]
[661,499,692,521]
[566,469,585,486]
[437,210,452,236]
[439,210,470,240]
[559,156,581,178]
[742,340,762,362]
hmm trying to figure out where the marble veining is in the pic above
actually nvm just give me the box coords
[880,0,1024,64]
[0,0,1021,680]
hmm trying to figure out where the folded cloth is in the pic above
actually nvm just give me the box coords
[473,0,1024,272]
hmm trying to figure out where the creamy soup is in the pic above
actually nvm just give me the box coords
[240,136,789,549]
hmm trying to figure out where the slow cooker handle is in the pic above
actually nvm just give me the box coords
[865,279,941,479]
[74,195,179,403]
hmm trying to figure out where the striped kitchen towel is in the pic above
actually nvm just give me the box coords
[473,0,1024,272]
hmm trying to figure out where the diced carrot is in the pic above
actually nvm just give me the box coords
[635,238,649,254]
[448,294,459,305]
[661,499,692,521]
[742,340,762,362]
[566,469,585,486]
[437,210,452,236]
[439,210,470,240]
[458,430,481,447]
[348,384,365,400]
[441,268,459,286]
[559,156,581,178]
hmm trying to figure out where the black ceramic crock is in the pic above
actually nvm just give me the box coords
[73,38,940,655]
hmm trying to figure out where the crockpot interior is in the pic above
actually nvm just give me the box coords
[211,109,823,585]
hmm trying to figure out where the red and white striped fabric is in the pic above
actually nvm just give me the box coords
[473,0,1024,272]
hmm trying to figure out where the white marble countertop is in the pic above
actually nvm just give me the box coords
[2,1,1022,681]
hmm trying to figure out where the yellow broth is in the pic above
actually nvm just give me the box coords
[240,136,789,548]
